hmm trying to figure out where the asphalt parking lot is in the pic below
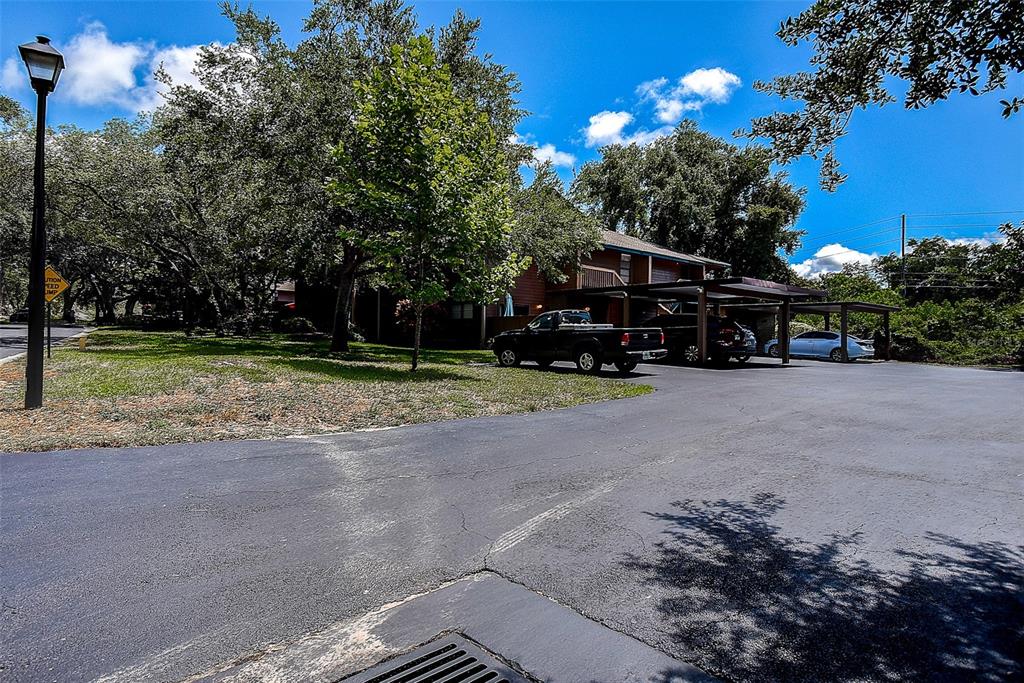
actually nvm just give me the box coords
[1,358,1021,682]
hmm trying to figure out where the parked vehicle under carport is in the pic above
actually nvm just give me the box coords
[640,313,757,364]
[765,331,874,362]
[492,309,667,374]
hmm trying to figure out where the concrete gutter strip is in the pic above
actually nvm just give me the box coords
[196,572,716,683]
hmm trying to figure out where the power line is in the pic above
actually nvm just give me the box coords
[906,223,1006,229]
[908,210,1024,218]
[800,226,902,248]
[796,215,900,242]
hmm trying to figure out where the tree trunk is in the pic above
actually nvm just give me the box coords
[412,303,423,372]
[124,296,137,319]
[62,285,78,323]
[330,263,357,353]
[208,288,225,337]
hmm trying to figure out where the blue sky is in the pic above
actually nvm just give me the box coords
[2,0,1021,276]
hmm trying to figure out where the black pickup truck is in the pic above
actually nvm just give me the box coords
[492,309,667,374]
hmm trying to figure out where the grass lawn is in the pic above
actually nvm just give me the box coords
[0,329,653,452]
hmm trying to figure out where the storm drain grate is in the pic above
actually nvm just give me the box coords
[341,634,531,683]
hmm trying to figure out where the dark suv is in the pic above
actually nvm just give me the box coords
[640,313,757,364]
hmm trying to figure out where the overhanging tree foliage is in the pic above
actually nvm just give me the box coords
[329,37,524,370]
[746,0,1023,190]
[511,162,602,283]
[572,121,805,280]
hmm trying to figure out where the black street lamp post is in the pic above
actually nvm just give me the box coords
[19,36,64,409]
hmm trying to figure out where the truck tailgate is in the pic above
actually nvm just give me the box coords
[621,328,663,350]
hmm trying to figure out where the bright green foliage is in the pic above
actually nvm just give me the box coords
[511,162,602,283]
[0,96,31,315]
[572,121,805,280]
[329,37,524,369]
[746,0,1022,190]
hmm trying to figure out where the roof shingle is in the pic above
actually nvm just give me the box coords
[600,230,730,269]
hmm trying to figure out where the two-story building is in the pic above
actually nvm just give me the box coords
[491,229,729,327]
[348,229,729,347]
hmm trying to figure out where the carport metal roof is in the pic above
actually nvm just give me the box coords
[576,277,826,302]
[722,300,900,314]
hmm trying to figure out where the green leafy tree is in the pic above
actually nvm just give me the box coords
[573,121,805,280]
[511,162,602,283]
[746,0,1023,190]
[216,0,525,351]
[0,95,32,316]
[329,37,523,370]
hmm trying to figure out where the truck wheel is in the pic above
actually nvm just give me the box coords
[614,360,638,374]
[682,345,701,365]
[734,354,750,363]
[497,347,521,367]
[574,347,602,374]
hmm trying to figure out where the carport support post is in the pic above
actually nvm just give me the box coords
[840,304,849,362]
[696,288,707,365]
[780,299,790,365]
[622,293,631,327]
[883,310,891,361]
[824,312,831,331]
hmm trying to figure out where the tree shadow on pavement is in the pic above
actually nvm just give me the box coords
[624,494,1023,682]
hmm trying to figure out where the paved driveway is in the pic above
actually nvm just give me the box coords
[1,360,1021,681]
[0,323,86,360]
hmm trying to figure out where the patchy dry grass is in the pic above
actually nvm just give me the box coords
[0,329,652,452]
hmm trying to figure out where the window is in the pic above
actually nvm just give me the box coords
[450,303,474,319]
[619,253,631,283]
[561,311,591,325]
[529,312,555,330]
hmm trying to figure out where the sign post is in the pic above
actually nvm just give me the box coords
[43,266,69,359]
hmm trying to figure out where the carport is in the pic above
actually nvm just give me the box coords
[725,301,901,361]
[574,277,826,365]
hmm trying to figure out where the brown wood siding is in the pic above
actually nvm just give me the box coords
[510,263,546,310]
[583,249,622,271]
[651,258,684,283]
[632,255,651,284]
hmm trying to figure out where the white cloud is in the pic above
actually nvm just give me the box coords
[1,57,26,92]
[139,44,206,109]
[678,67,742,103]
[18,22,207,111]
[944,233,1006,248]
[584,110,633,146]
[583,108,674,147]
[531,142,576,167]
[636,67,742,125]
[60,22,150,107]
[791,243,876,278]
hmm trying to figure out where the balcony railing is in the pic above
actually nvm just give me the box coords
[577,265,627,289]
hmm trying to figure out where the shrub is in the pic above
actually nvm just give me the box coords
[279,316,317,334]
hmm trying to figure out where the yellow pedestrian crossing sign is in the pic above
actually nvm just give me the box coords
[44,266,69,302]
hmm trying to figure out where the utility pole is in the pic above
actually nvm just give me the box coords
[900,213,907,299]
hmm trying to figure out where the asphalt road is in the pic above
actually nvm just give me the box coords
[0,323,86,360]
[2,360,1022,682]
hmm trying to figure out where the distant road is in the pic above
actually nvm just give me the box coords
[0,323,88,360]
